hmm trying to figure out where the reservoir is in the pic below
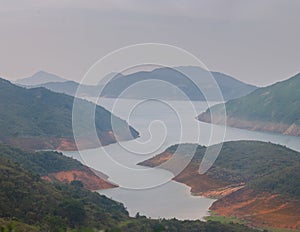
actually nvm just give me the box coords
[63,98,300,219]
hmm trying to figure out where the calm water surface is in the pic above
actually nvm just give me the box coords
[63,98,300,220]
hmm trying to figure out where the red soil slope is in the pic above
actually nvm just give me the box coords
[42,169,117,191]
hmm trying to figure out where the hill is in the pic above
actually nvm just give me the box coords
[0,145,261,231]
[30,80,99,97]
[0,78,138,151]
[0,154,128,231]
[139,141,300,230]
[198,73,300,136]
[100,66,257,101]
[15,71,68,85]
[0,144,116,190]
[23,67,257,101]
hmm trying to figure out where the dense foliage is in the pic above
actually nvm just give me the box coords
[0,78,138,140]
[250,164,300,197]
[0,155,128,231]
[206,73,300,125]
[0,144,86,176]
[148,141,300,199]
[0,144,262,231]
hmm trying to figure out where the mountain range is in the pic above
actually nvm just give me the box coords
[198,72,300,136]
[17,67,257,101]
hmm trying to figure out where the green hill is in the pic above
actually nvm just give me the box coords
[198,73,300,136]
[140,141,300,198]
[0,155,128,231]
[139,141,300,230]
[0,142,117,191]
[0,144,261,231]
[0,78,138,150]
[0,144,85,176]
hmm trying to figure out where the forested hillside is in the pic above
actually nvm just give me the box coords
[0,144,261,232]
[0,78,138,151]
[140,141,300,229]
[198,73,300,136]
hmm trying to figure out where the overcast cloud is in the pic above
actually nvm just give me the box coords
[0,0,299,86]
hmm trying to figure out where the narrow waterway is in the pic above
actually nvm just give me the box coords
[63,98,300,220]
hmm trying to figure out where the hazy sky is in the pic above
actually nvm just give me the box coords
[0,0,299,86]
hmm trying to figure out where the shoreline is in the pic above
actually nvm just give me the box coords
[197,113,300,137]
[138,148,300,231]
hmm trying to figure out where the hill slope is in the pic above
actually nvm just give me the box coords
[139,141,300,230]
[198,73,300,136]
[30,80,99,97]
[0,145,261,231]
[0,144,116,190]
[0,78,138,150]
[0,155,128,231]
[101,66,257,101]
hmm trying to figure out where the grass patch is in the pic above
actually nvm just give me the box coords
[204,211,247,225]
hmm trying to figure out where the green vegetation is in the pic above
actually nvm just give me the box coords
[144,141,300,199]
[0,144,87,176]
[105,218,261,232]
[0,78,138,148]
[140,141,300,230]
[0,144,262,231]
[0,155,128,230]
[207,141,300,194]
[250,164,300,197]
[204,211,247,225]
[203,73,300,125]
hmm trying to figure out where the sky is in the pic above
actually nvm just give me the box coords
[0,0,299,86]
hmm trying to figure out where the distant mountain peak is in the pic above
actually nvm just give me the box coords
[16,70,68,86]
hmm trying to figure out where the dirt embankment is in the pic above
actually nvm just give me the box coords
[139,151,300,230]
[42,169,117,191]
[210,188,300,230]
[0,130,136,151]
[198,113,300,137]
[139,151,236,197]
[172,162,234,197]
